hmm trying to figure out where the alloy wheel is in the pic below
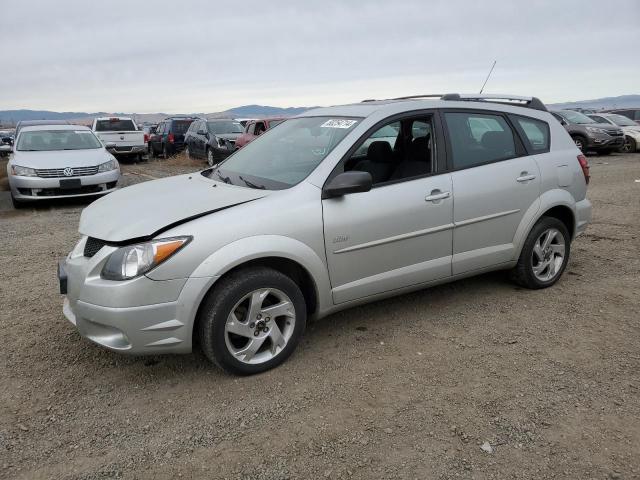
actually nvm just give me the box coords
[574,138,584,151]
[207,149,214,167]
[224,288,296,365]
[531,228,565,282]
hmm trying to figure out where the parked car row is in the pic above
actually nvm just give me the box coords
[550,109,639,154]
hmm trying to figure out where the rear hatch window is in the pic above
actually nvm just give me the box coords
[171,120,194,134]
[95,119,137,131]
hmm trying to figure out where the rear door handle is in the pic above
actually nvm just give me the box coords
[425,190,451,202]
[516,174,536,183]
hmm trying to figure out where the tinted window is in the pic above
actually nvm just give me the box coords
[95,119,136,131]
[171,120,193,134]
[513,116,550,153]
[246,123,256,135]
[557,111,595,125]
[445,112,516,169]
[588,115,610,124]
[609,114,637,127]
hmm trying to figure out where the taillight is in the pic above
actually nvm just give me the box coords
[168,133,175,144]
[577,154,590,185]
[144,133,149,143]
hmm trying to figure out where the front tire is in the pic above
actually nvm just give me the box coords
[511,217,570,289]
[572,135,587,153]
[206,148,215,167]
[198,267,307,375]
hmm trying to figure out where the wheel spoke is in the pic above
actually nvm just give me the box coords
[533,261,547,276]
[533,242,544,261]
[261,300,294,319]
[235,337,266,362]
[247,289,269,321]
[226,312,252,338]
[542,230,557,250]
[550,244,565,256]
[268,323,287,355]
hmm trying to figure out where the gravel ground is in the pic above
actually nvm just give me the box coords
[0,153,639,480]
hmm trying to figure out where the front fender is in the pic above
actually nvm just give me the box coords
[512,188,577,261]
[190,235,333,316]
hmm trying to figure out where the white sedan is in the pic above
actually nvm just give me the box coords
[7,124,120,208]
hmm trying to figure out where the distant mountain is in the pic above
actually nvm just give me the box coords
[0,105,316,126]
[548,94,640,111]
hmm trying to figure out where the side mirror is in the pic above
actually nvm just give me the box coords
[322,171,373,199]
[105,142,116,149]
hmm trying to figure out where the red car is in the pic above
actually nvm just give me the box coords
[234,117,286,149]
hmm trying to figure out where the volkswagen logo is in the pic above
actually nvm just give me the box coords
[120,135,124,140]
[63,167,74,177]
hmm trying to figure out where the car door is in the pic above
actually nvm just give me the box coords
[322,113,453,304]
[442,110,541,275]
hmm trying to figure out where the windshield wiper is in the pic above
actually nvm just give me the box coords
[214,168,233,185]
[239,176,266,190]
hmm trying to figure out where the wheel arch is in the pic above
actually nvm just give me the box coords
[513,190,577,261]
[189,235,332,344]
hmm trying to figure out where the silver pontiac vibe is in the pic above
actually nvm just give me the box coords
[59,94,592,375]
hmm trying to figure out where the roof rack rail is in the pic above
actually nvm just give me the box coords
[363,93,547,111]
[443,93,548,111]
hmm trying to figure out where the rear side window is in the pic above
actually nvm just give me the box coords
[512,116,550,153]
[444,112,516,169]
[95,119,136,131]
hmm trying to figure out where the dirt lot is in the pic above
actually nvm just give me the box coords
[0,153,639,480]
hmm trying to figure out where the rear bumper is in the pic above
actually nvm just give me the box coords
[9,169,120,200]
[107,144,146,156]
[575,198,592,237]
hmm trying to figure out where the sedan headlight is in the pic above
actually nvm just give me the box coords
[97,159,118,173]
[101,236,191,280]
[586,127,608,135]
[11,165,37,177]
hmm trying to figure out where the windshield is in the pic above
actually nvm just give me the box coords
[17,130,103,151]
[609,114,637,127]
[95,119,137,131]
[559,111,596,125]
[203,116,361,190]
[208,121,244,134]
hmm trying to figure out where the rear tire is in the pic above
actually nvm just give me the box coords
[206,148,215,167]
[148,145,155,158]
[622,136,637,154]
[162,144,169,159]
[511,217,570,289]
[572,135,587,153]
[198,267,307,375]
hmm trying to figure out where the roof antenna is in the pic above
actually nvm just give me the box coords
[479,60,497,94]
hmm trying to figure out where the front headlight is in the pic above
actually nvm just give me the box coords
[101,236,191,280]
[97,159,118,173]
[586,127,608,135]
[11,165,37,177]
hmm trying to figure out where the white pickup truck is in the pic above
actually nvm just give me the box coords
[92,117,146,159]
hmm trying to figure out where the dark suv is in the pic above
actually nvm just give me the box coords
[551,110,624,154]
[148,116,197,158]
[184,119,244,166]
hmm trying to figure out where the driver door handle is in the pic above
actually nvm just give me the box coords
[425,190,451,202]
[516,173,536,183]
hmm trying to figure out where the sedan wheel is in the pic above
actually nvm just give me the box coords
[573,136,586,152]
[207,148,215,167]
[531,228,565,283]
[224,288,296,365]
[512,217,570,289]
[198,267,306,375]
[622,136,636,154]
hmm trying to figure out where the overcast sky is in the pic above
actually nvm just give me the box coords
[2,0,639,113]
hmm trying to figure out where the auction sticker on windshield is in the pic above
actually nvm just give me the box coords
[321,119,358,129]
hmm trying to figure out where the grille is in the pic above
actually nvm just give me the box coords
[84,237,108,258]
[36,166,99,178]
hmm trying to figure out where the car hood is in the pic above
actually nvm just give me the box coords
[12,148,112,169]
[79,173,271,242]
